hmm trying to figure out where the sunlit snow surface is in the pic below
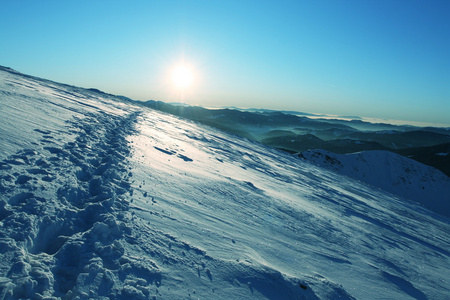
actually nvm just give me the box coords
[1,66,449,299]
[299,149,450,217]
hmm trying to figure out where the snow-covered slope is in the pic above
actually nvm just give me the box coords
[298,149,450,217]
[1,66,450,299]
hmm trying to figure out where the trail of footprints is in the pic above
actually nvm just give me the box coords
[0,111,167,298]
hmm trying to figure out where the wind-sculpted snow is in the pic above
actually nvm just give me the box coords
[1,66,450,299]
[127,111,450,299]
[299,149,450,217]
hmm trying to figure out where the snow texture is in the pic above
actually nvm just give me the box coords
[1,66,450,299]
[299,149,450,217]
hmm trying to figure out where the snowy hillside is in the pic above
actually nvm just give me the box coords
[298,149,450,217]
[1,66,450,299]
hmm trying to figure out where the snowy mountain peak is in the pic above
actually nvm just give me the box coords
[298,149,450,217]
[1,66,450,299]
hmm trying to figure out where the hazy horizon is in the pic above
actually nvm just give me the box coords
[1,1,449,125]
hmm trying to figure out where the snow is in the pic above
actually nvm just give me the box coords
[298,149,450,217]
[436,152,449,156]
[1,66,450,299]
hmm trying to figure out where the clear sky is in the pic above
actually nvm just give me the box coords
[1,0,449,126]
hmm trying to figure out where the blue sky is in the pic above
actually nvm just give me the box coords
[1,0,449,125]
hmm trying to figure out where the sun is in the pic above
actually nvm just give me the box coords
[172,64,194,89]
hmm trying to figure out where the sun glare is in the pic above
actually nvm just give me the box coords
[172,65,194,89]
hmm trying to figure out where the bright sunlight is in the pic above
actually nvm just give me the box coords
[172,64,194,89]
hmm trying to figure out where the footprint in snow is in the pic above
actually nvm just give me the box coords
[177,154,193,162]
[154,146,176,155]
[15,175,33,184]
[33,129,52,135]
[153,146,193,162]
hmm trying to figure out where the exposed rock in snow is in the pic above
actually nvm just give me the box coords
[1,66,450,299]
[298,149,450,217]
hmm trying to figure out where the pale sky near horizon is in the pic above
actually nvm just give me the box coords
[1,1,449,126]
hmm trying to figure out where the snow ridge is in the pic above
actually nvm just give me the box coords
[298,149,450,217]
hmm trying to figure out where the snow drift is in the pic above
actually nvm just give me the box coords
[1,66,450,299]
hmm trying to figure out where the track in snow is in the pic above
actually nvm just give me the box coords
[0,109,162,298]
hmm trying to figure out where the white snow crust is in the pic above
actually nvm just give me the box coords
[1,67,450,299]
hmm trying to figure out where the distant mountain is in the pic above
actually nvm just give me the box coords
[142,100,350,129]
[314,118,417,132]
[261,135,389,154]
[345,130,450,149]
[396,142,450,177]
[238,108,319,116]
[298,149,450,217]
